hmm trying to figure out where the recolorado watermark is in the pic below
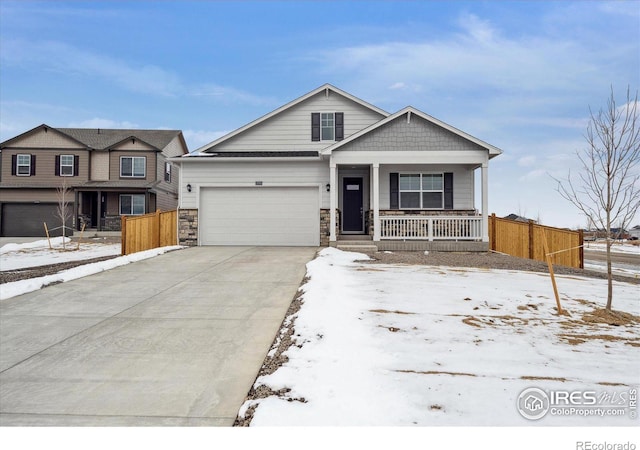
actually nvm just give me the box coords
[575,442,636,450]
[516,386,637,421]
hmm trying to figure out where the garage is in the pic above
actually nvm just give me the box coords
[200,186,319,246]
[1,203,67,237]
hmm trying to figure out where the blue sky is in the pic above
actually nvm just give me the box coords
[1,1,638,228]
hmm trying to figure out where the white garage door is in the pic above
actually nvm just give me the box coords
[200,186,319,246]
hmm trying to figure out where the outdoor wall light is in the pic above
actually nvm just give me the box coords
[187,183,192,192]
[326,183,330,192]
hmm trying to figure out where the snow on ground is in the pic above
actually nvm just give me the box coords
[0,237,121,271]
[584,261,640,279]
[0,245,183,301]
[242,248,640,426]
[584,241,640,255]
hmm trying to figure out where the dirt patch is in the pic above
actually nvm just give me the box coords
[369,309,415,315]
[0,255,120,284]
[558,333,639,346]
[582,308,640,326]
[365,251,639,285]
[396,369,477,377]
[520,375,567,382]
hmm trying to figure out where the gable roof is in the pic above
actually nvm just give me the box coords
[322,106,502,158]
[0,124,187,153]
[196,84,389,154]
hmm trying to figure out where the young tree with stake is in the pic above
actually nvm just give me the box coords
[555,86,640,312]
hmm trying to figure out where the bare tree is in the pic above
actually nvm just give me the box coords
[555,86,640,311]
[56,177,73,250]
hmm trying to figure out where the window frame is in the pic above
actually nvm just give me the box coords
[320,112,335,141]
[16,154,31,176]
[164,161,171,183]
[59,154,74,176]
[120,156,146,178]
[399,173,445,210]
[119,194,146,215]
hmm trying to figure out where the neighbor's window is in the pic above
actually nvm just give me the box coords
[321,113,335,141]
[120,156,146,177]
[16,154,31,176]
[120,194,145,215]
[399,173,444,209]
[60,154,74,176]
[164,162,171,183]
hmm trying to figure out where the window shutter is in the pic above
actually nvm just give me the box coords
[74,155,79,176]
[390,172,399,209]
[335,112,344,141]
[30,155,36,176]
[55,155,60,176]
[11,155,16,175]
[444,172,454,210]
[311,113,320,142]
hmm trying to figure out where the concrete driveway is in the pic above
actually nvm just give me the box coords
[0,246,316,426]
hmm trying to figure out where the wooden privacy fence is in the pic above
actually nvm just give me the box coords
[489,214,584,269]
[121,209,177,255]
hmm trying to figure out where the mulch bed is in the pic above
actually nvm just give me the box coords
[0,256,120,284]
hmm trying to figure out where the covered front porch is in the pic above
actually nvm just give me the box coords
[328,161,490,252]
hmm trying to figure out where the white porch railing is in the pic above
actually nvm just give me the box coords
[379,216,483,241]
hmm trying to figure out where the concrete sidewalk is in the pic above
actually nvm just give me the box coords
[0,246,316,426]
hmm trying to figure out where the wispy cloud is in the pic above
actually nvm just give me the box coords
[66,118,140,129]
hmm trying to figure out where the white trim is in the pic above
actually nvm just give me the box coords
[319,111,336,142]
[59,154,74,177]
[194,84,389,154]
[373,163,380,241]
[398,172,445,210]
[16,154,31,176]
[171,156,324,163]
[330,164,337,242]
[120,156,146,178]
[331,150,488,165]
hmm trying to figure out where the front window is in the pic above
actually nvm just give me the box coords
[120,156,146,177]
[16,154,31,176]
[164,162,171,182]
[321,113,335,141]
[60,155,74,176]
[120,194,145,215]
[399,173,444,209]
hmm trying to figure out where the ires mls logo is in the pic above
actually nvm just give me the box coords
[517,387,638,421]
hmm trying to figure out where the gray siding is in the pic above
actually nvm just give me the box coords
[338,115,488,152]
[180,160,330,209]
[212,91,385,152]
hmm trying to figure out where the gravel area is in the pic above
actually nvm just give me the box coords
[364,251,639,285]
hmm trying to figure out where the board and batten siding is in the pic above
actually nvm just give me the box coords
[211,91,386,152]
[379,164,475,210]
[91,151,110,181]
[180,160,330,209]
[5,127,86,149]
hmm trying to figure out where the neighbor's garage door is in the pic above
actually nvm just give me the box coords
[200,187,319,246]
[1,203,62,237]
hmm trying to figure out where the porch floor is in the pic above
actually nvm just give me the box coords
[331,238,489,253]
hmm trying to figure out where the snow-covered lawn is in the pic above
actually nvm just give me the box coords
[584,241,640,255]
[241,248,639,426]
[0,238,183,300]
[0,237,121,271]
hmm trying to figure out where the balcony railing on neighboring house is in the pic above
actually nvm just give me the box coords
[380,215,483,241]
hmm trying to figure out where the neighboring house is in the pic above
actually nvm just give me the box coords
[0,125,188,236]
[629,225,640,240]
[504,213,537,223]
[173,84,502,250]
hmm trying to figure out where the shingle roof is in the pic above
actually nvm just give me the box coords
[56,128,182,150]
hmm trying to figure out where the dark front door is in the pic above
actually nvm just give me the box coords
[343,177,364,233]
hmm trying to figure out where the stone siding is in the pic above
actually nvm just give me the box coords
[320,209,340,246]
[179,208,198,246]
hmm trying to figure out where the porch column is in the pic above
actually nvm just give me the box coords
[74,189,79,231]
[329,163,337,242]
[97,190,103,231]
[372,163,380,241]
[481,162,489,242]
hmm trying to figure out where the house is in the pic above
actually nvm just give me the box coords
[0,125,188,236]
[630,225,640,240]
[173,84,502,250]
[504,213,537,223]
